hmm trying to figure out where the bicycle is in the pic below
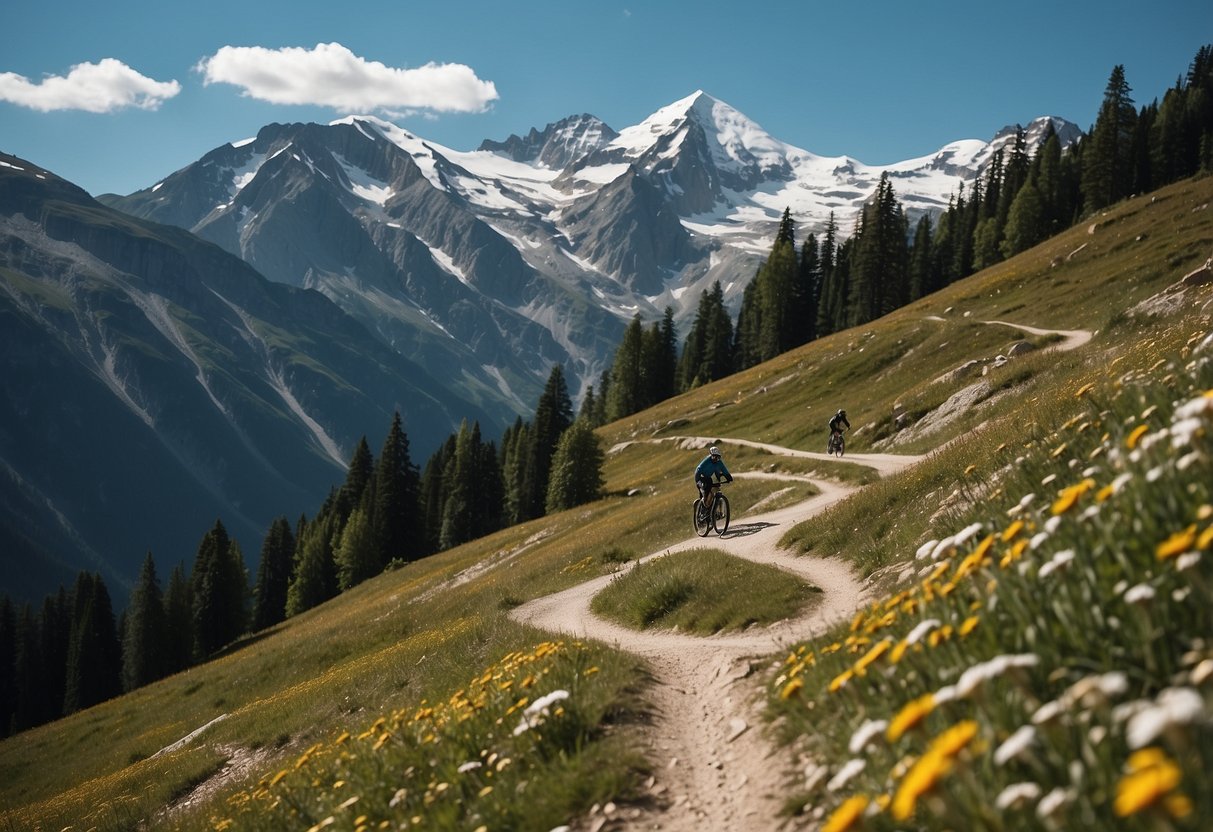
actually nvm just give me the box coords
[692,481,731,537]
[827,429,846,457]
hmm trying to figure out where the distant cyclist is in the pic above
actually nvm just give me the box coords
[828,409,850,453]
[694,446,733,507]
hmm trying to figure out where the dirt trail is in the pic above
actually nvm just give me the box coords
[511,321,1092,831]
[512,452,918,831]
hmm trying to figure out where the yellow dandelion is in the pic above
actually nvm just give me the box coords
[829,669,854,693]
[854,639,893,675]
[959,616,980,637]
[1114,748,1183,817]
[891,750,952,821]
[822,795,870,832]
[887,693,935,742]
[1197,525,1213,550]
[372,732,392,751]
[890,640,910,664]
[927,720,978,758]
[780,678,804,700]
[334,731,350,745]
[269,769,289,787]
[1001,520,1024,542]
[1074,382,1095,398]
[583,666,600,677]
[1156,526,1197,560]
[1050,442,1068,459]
[1052,478,1095,515]
[1126,424,1150,449]
[964,464,977,476]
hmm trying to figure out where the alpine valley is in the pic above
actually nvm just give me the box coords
[1,91,1080,600]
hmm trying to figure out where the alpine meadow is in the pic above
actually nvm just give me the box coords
[2,39,1213,832]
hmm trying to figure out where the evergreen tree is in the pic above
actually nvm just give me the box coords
[499,419,529,527]
[0,597,16,736]
[373,412,420,564]
[252,517,295,630]
[190,520,247,659]
[775,206,796,246]
[640,308,678,405]
[335,506,377,589]
[579,385,601,428]
[732,272,763,371]
[1082,64,1137,213]
[757,237,799,361]
[606,315,645,421]
[1002,177,1047,257]
[677,282,733,389]
[121,552,167,691]
[162,564,193,675]
[439,420,477,550]
[848,173,908,325]
[545,418,605,513]
[520,366,573,519]
[473,431,505,540]
[815,214,840,337]
[907,215,934,301]
[63,573,121,714]
[1031,126,1065,234]
[336,438,375,524]
[419,435,455,554]
[286,514,339,616]
[11,604,44,731]
[796,233,821,346]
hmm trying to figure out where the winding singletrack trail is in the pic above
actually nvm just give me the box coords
[510,322,1093,831]
[512,447,919,831]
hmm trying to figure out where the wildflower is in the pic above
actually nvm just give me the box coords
[1124,583,1155,605]
[1052,480,1095,515]
[854,640,892,675]
[891,751,951,820]
[457,761,482,773]
[827,758,867,792]
[1001,520,1025,542]
[848,719,889,755]
[269,769,289,787]
[959,616,980,637]
[829,669,854,693]
[478,785,493,797]
[993,725,1036,766]
[929,720,978,757]
[1032,700,1066,726]
[1064,672,1128,708]
[780,678,804,700]
[1125,687,1205,748]
[1114,748,1185,817]
[1038,549,1075,579]
[1036,787,1073,821]
[1075,382,1096,398]
[822,795,870,832]
[995,782,1042,810]
[513,689,570,736]
[1178,551,1203,571]
[887,693,935,742]
[905,619,940,645]
[1156,526,1197,560]
[1126,424,1150,449]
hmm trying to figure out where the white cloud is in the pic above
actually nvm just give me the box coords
[0,59,181,113]
[197,42,498,113]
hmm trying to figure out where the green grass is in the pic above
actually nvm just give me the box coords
[3,175,1213,832]
[590,549,821,633]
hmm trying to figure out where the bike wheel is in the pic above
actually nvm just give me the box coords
[712,494,730,535]
[693,499,711,537]
[837,439,845,458]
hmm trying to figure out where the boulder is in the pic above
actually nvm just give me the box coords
[1007,340,1035,357]
[1181,259,1213,287]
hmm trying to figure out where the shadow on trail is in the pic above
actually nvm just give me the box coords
[719,521,777,539]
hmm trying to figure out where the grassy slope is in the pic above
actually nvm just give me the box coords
[1,175,1211,830]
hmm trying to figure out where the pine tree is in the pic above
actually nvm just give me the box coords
[757,237,798,361]
[157,564,191,675]
[419,436,454,554]
[191,520,247,659]
[907,215,933,301]
[1002,177,1046,257]
[498,419,529,527]
[733,272,763,371]
[335,506,377,589]
[252,517,295,630]
[521,366,573,519]
[373,412,420,565]
[678,282,734,389]
[545,418,605,512]
[579,385,600,427]
[815,214,840,337]
[848,173,908,325]
[796,233,820,346]
[336,438,374,524]
[439,420,477,550]
[286,515,339,616]
[0,597,16,736]
[1082,64,1137,213]
[63,573,121,714]
[640,308,678,406]
[606,315,644,421]
[11,604,44,731]
[121,552,167,691]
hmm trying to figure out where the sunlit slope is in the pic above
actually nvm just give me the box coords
[1,174,1211,831]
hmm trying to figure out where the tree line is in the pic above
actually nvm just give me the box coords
[593,46,1213,415]
[0,369,605,737]
[3,46,1210,738]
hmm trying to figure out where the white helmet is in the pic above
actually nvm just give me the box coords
[709,446,721,457]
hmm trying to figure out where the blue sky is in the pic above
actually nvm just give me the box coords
[3,0,1210,197]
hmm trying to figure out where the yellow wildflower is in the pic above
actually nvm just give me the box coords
[1052,478,1095,515]
[829,669,854,693]
[891,750,952,820]
[1050,442,1068,458]
[1114,748,1184,817]
[890,641,910,664]
[269,769,289,787]
[1001,520,1024,542]
[780,678,804,700]
[1156,526,1197,560]
[1126,424,1150,449]
[1074,382,1095,398]
[959,616,980,637]
[887,693,935,742]
[1199,525,1213,550]
[927,720,978,758]
[854,639,892,675]
[822,795,870,832]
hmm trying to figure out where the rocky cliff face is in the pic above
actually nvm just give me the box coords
[0,152,492,601]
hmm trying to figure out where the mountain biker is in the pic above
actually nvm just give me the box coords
[695,446,733,506]
[829,409,850,450]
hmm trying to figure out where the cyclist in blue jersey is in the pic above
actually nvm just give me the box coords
[694,446,733,508]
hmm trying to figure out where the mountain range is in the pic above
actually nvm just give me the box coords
[2,91,1080,601]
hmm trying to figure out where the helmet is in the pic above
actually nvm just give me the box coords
[709,446,721,457]
[837,409,846,417]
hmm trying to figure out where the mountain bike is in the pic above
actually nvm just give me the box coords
[827,429,846,457]
[693,481,730,537]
